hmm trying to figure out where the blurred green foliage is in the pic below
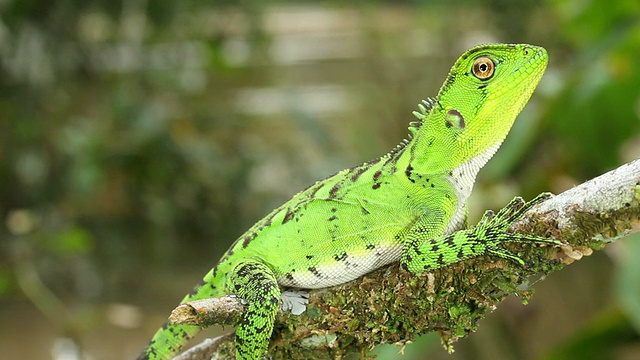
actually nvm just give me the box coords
[0,0,639,359]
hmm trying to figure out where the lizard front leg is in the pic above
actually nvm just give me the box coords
[226,258,281,359]
[401,194,561,273]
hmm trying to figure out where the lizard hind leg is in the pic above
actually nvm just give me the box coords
[226,259,281,360]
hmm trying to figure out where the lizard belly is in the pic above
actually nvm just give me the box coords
[275,242,404,288]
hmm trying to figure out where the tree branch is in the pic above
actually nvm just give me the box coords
[172,158,640,359]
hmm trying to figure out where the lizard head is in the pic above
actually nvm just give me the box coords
[413,43,548,173]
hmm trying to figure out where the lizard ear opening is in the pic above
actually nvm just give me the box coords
[472,56,495,80]
[445,109,465,130]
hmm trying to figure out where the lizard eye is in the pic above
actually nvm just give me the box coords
[472,56,495,80]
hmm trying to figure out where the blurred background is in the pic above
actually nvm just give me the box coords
[1,0,639,359]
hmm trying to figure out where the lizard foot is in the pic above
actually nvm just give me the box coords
[476,192,561,265]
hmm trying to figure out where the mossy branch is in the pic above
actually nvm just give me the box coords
[172,158,640,360]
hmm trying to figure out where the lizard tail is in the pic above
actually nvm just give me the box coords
[137,267,226,360]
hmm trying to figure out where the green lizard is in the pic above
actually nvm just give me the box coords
[139,43,553,359]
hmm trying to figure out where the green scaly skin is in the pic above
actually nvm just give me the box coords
[139,43,552,359]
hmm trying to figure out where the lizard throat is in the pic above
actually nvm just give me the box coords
[444,141,502,234]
